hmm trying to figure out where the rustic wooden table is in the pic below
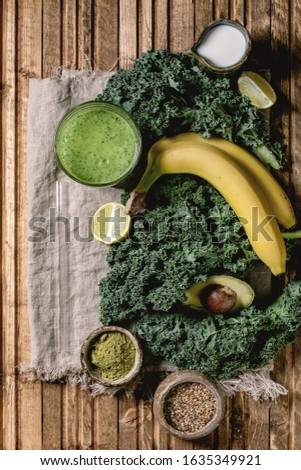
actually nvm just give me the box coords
[1,0,301,450]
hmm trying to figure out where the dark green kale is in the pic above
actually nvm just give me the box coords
[97,49,284,169]
[129,281,301,379]
[99,176,257,325]
[99,176,301,379]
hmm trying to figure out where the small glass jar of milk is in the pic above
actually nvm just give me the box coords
[190,20,251,73]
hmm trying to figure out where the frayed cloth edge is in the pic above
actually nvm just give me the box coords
[219,363,288,402]
[19,363,135,398]
[19,362,288,401]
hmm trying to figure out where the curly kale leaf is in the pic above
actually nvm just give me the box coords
[99,176,301,379]
[129,282,301,380]
[98,49,284,168]
[99,176,257,325]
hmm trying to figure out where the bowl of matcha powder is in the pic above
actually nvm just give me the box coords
[81,326,143,386]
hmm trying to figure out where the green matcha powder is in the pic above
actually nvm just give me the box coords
[90,332,136,381]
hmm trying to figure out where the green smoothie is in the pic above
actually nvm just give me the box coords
[55,103,141,185]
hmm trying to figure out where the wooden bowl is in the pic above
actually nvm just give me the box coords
[81,325,143,386]
[153,370,224,440]
[190,19,252,73]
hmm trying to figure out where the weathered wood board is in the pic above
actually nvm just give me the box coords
[1,0,301,450]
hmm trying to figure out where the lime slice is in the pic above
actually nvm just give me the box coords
[238,71,277,109]
[92,202,131,245]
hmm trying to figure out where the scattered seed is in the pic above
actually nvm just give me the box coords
[163,382,217,433]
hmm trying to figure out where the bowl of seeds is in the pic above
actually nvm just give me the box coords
[153,370,224,440]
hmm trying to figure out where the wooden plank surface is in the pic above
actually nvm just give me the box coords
[153,412,169,450]
[269,0,295,451]
[61,0,79,451]
[119,0,137,69]
[62,386,78,449]
[77,2,95,450]
[289,0,301,450]
[78,0,93,69]
[93,395,118,450]
[78,389,93,450]
[118,395,138,450]
[62,0,77,69]
[1,0,301,450]
[246,0,272,67]
[16,0,43,450]
[93,0,118,70]
[139,0,153,55]
[1,0,17,450]
[244,0,273,451]
[169,0,194,53]
[214,0,230,20]
[195,0,213,38]
[154,0,168,50]
[138,399,153,450]
[41,0,63,451]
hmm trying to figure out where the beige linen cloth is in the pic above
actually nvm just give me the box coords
[24,69,287,399]
[25,69,125,394]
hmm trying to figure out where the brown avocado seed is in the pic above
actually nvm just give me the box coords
[201,284,237,314]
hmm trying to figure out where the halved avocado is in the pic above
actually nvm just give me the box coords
[183,275,255,313]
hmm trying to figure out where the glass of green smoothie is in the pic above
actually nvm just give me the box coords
[54,101,142,186]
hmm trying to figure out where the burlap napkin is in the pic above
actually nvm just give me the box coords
[24,69,287,400]
[25,69,127,393]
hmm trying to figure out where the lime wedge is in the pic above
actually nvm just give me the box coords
[238,71,277,109]
[92,202,131,245]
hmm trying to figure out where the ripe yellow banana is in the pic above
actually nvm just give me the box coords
[149,133,296,229]
[126,140,286,276]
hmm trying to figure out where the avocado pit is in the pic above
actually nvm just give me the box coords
[201,284,237,314]
[184,275,255,314]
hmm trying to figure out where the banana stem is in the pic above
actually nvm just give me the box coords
[255,144,281,169]
[133,162,162,194]
[282,230,301,239]
[125,160,162,216]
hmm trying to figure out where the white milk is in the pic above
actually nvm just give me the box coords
[197,24,247,68]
